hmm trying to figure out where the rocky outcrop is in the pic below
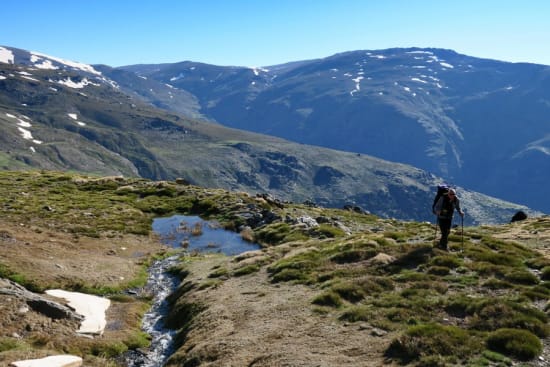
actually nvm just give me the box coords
[0,278,83,322]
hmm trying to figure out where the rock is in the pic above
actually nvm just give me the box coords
[510,210,527,223]
[175,177,190,185]
[0,278,83,321]
[369,253,396,265]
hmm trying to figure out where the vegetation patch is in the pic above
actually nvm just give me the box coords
[486,328,542,360]
[385,323,482,364]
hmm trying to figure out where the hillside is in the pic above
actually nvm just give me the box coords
[119,47,550,214]
[0,45,537,225]
[0,171,548,366]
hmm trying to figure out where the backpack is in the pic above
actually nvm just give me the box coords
[432,184,449,214]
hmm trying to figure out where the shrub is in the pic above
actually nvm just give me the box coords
[339,305,372,322]
[331,282,365,303]
[430,255,461,269]
[270,268,312,283]
[0,337,21,352]
[329,249,377,264]
[355,276,395,294]
[504,270,539,285]
[482,278,513,290]
[208,267,229,278]
[315,224,346,238]
[486,328,542,361]
[427,266,450,276]
[232,264,260,276]
[124,331,151,349]
[90,341,128,358]
[541,266,550,281]
[385,323,480,363]
[467,249,522,267]
[312,291,343,308]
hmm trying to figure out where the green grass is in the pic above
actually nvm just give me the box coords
[486,328,542,361]
[385,323,483,364]
[1,170,548,365]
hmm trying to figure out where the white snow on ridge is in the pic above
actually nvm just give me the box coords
[0,46,14,64]
[407,50,434,55]
[440,62,454,68]
[30,54,59,70]
[31,51,101,75]
[250,67,269,76]
[55,77,98,89]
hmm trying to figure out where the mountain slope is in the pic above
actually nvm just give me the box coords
[120,48,550,214]
[0,45,537,224]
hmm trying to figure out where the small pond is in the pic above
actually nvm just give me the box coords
[152,215,260,255]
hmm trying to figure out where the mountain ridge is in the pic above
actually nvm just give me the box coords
[116,47,550,214]
[0,45,542,224]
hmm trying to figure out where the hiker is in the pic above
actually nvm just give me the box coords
[434,188,464,250]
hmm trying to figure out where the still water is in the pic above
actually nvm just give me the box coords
[152,215,260,255]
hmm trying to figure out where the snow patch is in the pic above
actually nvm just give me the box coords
[21,75,40,82]
[18,127,33,140]
[54,77,98,89]
[0,46,14,64]
[170,73,185,82]
[411,77,428,84]
[350,76,364,96]
[68,113,78,120]
[250,67,269,76]
[31,51,101,75]
[10,354,82,367]
[406,50,434,55]
[30,54,59,70]
[440,62,454,68]
[46,290,110,335]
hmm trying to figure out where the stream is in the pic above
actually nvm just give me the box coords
[126,215,259,366]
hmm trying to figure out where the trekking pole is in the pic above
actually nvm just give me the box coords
[461,215,464,252]
[434,217,438,247]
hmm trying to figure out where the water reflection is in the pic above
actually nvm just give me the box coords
[152,215,260,255]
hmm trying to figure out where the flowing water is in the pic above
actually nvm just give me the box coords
[126,215,259,366]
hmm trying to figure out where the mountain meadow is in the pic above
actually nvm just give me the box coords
[0,46,549,366]
[0,171,548,366]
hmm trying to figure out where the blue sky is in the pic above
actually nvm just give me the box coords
[2,0,550,67]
